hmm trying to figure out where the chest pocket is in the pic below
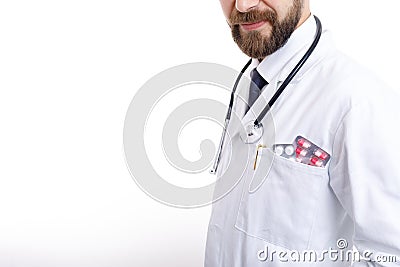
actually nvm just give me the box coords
[235,148,329,251]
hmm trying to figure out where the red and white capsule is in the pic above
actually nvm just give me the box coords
[297,138,311,148]
[314,149,328,160]
[296,147,308,157]
[310,156,324,167]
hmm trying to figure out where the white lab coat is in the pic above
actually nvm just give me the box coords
[205,16,400,267]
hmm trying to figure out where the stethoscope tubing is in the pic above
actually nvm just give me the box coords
[255,15,322,125]
[210,15,322,174]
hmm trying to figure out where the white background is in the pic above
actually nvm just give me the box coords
[0,0,399,266]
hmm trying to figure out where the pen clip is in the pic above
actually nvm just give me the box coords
[253,144,267,170]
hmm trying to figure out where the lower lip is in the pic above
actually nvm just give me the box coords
[241,21,267,31]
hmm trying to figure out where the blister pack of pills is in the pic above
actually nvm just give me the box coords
[294,136,330,167]
[272,136,331,167]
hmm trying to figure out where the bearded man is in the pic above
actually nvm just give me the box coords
[205,1,400,266]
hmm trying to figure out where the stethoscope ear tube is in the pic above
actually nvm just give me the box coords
[209,118,230,174]
[226,59,253,121]
[210,59,252,174]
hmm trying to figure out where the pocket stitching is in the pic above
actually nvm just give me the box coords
[265,147,327,176]
[235,147,328,251]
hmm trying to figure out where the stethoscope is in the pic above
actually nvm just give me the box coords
[210,15,322,174]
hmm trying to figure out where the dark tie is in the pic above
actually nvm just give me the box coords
[247,68,268,112]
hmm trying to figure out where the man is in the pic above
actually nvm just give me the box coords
[205,0,400,266]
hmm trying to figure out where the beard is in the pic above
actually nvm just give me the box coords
[229,0,303,59]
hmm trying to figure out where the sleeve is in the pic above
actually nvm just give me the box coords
[329,91,400,267]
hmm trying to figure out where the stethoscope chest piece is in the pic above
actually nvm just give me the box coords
[239,120,264,144]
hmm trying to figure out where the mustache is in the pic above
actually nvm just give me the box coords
[228,9,277,25]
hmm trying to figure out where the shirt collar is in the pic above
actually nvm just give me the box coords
[253,15,317,83]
